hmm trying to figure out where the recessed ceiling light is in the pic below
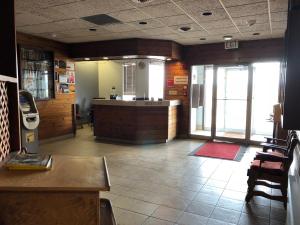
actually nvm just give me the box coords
[223,35,233,41]
[84,58,90,61]
[166,58,172,61]
[200,38,206,41]
[103,57,109,60]
[253,32,260,36]
[139,21,148,25]
[202,12,212,16]
[179,26,192,32]
[89,28,97,31]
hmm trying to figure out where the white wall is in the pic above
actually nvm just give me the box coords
[98,61,123,99]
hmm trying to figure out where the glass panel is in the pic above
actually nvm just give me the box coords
[149,62,164,100]
[251,62,280,141]
[20,47,54,100]
[216,66,248,139]
[190,65,213,136]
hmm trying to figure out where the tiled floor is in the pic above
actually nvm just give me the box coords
[40,127,287,225]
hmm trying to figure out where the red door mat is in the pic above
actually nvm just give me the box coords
[194,142,241,160]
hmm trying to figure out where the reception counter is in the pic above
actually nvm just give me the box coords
[92,99,181,144]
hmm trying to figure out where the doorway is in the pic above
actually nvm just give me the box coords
[190,62,281,144]
[215,65,249,140]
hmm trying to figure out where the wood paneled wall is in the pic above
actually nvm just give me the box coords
[69,38,182,60]
[184,38,284,65]
[165,61,190,137]
[17,33,75,140]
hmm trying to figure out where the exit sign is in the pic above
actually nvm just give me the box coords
[225,40,239,49]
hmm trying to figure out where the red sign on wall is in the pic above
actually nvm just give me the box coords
[167,79,174,87]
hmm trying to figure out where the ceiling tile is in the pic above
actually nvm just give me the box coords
[15,12,52,27]
[17,22,67,34]
[126,0,167,7]
[142,27,176,36]
[30,7,74,21]
[200,19,234,30]
[101,23,138,33]
[32,0,82,8]
[193,8,229,22]
[232,14,269,26]
[271,11,288,22]
[138,2,183,17]
[207,27,239,35]
[270,0,288,12]
[55,19,95,30]
[169,23,204,33]
[109,9,152,22]
[157,14,194,26]
[272,21,287,30]
[128,19,164,29]
[15,0,287,44]
[178,30,208,38]
[174,0,222,11]
[226,2,268,18]
[55,28,110,38]
[221,0,265,7]
[238,23,271,33]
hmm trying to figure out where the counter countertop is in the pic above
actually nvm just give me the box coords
[92,99,181,107]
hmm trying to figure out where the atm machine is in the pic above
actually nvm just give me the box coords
[19,90,40,153]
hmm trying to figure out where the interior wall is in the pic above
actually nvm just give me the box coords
[75,61,99,122]
[17,32,75,140]
[98,61,122,99]
[165,61,190,138]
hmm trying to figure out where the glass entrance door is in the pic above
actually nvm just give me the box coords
[215,66,249,140]
[190,62,281,144]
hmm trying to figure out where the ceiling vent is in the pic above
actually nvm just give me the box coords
[131,0,154,3]
[82,14,122,26]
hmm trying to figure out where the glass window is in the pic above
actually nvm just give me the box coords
[123,63,136,99]
[20,47,54,100]
[149,62,164,100]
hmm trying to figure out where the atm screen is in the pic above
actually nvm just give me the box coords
[20,95,31,113]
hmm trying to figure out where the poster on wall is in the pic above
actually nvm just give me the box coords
[174,76,188,85]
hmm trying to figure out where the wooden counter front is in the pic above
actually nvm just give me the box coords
[93,102,179,144]
[0,155,111,225]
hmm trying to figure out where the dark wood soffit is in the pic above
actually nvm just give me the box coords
[184,38,285,65]
[17,32,68,57]
[68,38,183,60]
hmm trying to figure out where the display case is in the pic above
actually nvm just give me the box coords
[19,47,54,100]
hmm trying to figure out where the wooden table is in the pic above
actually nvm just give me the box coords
[0,155,112,225]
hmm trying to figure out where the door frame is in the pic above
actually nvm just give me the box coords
[190,63,254,145]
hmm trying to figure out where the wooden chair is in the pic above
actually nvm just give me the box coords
[245,135,299,209]
[260,130,297,155]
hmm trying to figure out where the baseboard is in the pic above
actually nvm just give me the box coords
[40,133,74,144]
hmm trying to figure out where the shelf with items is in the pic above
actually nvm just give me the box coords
[54,59,76,94]
[19,46,54,100]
